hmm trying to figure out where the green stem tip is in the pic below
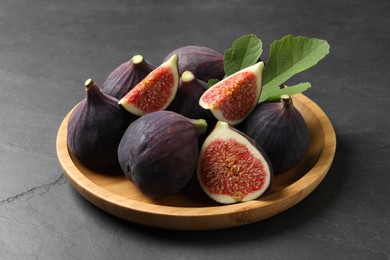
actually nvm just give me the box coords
[190,119,208,135]
[85,79,97,90]
[132,54,144,64]
[281,94,293,107]
[181,71,195,82]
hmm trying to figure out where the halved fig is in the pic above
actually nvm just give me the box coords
[197,121,273,204]
[102,54,155,99]
[199,62,264,125]
[118,55,179,116]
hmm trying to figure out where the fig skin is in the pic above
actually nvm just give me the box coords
[241,95,310,174]
[163,45,224,83]
[167,71,217,135]
[67,79,135,168]
[102,55,155,99]
[118,111,207,199]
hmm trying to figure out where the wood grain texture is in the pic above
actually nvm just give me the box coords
[56,94,336,230]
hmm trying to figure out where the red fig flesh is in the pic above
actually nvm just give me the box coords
[197,121,273,204]
[199,62,264,125]
[118,55,179,116]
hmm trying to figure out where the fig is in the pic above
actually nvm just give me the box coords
[241,95,310,174]
[118,111,207,199]
[118,55,179,116]
[163,45,224,82]
[102,54,155,99]
[199,61,264,125]
[67,79,134,168]
[167,71,217,132]
[197,121,273,204]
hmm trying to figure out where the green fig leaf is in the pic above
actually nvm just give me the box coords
[207,78,220,87]
[224,34,263,77]
[260,35,330,103]
[259,82,312,103]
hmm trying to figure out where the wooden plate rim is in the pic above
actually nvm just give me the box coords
[56,94,336,226]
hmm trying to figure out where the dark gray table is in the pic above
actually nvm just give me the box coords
[1,0,389,259]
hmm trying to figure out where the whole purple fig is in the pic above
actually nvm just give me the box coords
[102,55,155,99]
[167,71,217,132]
[163,46,224,82]
[241,95,310,174]
[118,111,207,199]
[67,79,135,168]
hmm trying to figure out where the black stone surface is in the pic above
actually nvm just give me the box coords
[1,0,389,259]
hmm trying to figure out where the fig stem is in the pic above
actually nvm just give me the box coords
[85,79,97,90]
[132,55,144,65]
[281,94,292,105]
[190,119,208,136]
[216,121,229,129]
[181,71,195,83]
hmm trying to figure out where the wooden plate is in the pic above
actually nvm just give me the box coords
[56,94,336,230]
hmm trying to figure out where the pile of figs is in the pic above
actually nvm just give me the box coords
[67,45,309,204]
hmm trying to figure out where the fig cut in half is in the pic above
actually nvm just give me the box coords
[199,62,264,125]
[197,121,273,204]
[118,54,179,116]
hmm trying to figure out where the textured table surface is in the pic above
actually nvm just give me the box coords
[1,0,389,259]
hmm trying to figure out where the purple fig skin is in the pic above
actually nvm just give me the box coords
[102,55,155,100]
[240,96,310,174]
[117,111,202,199]
[163,46,224,83]
[67,79,135,168]
[167,71,217,134]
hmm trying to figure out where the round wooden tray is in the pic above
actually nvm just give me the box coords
[56,94,336,230]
